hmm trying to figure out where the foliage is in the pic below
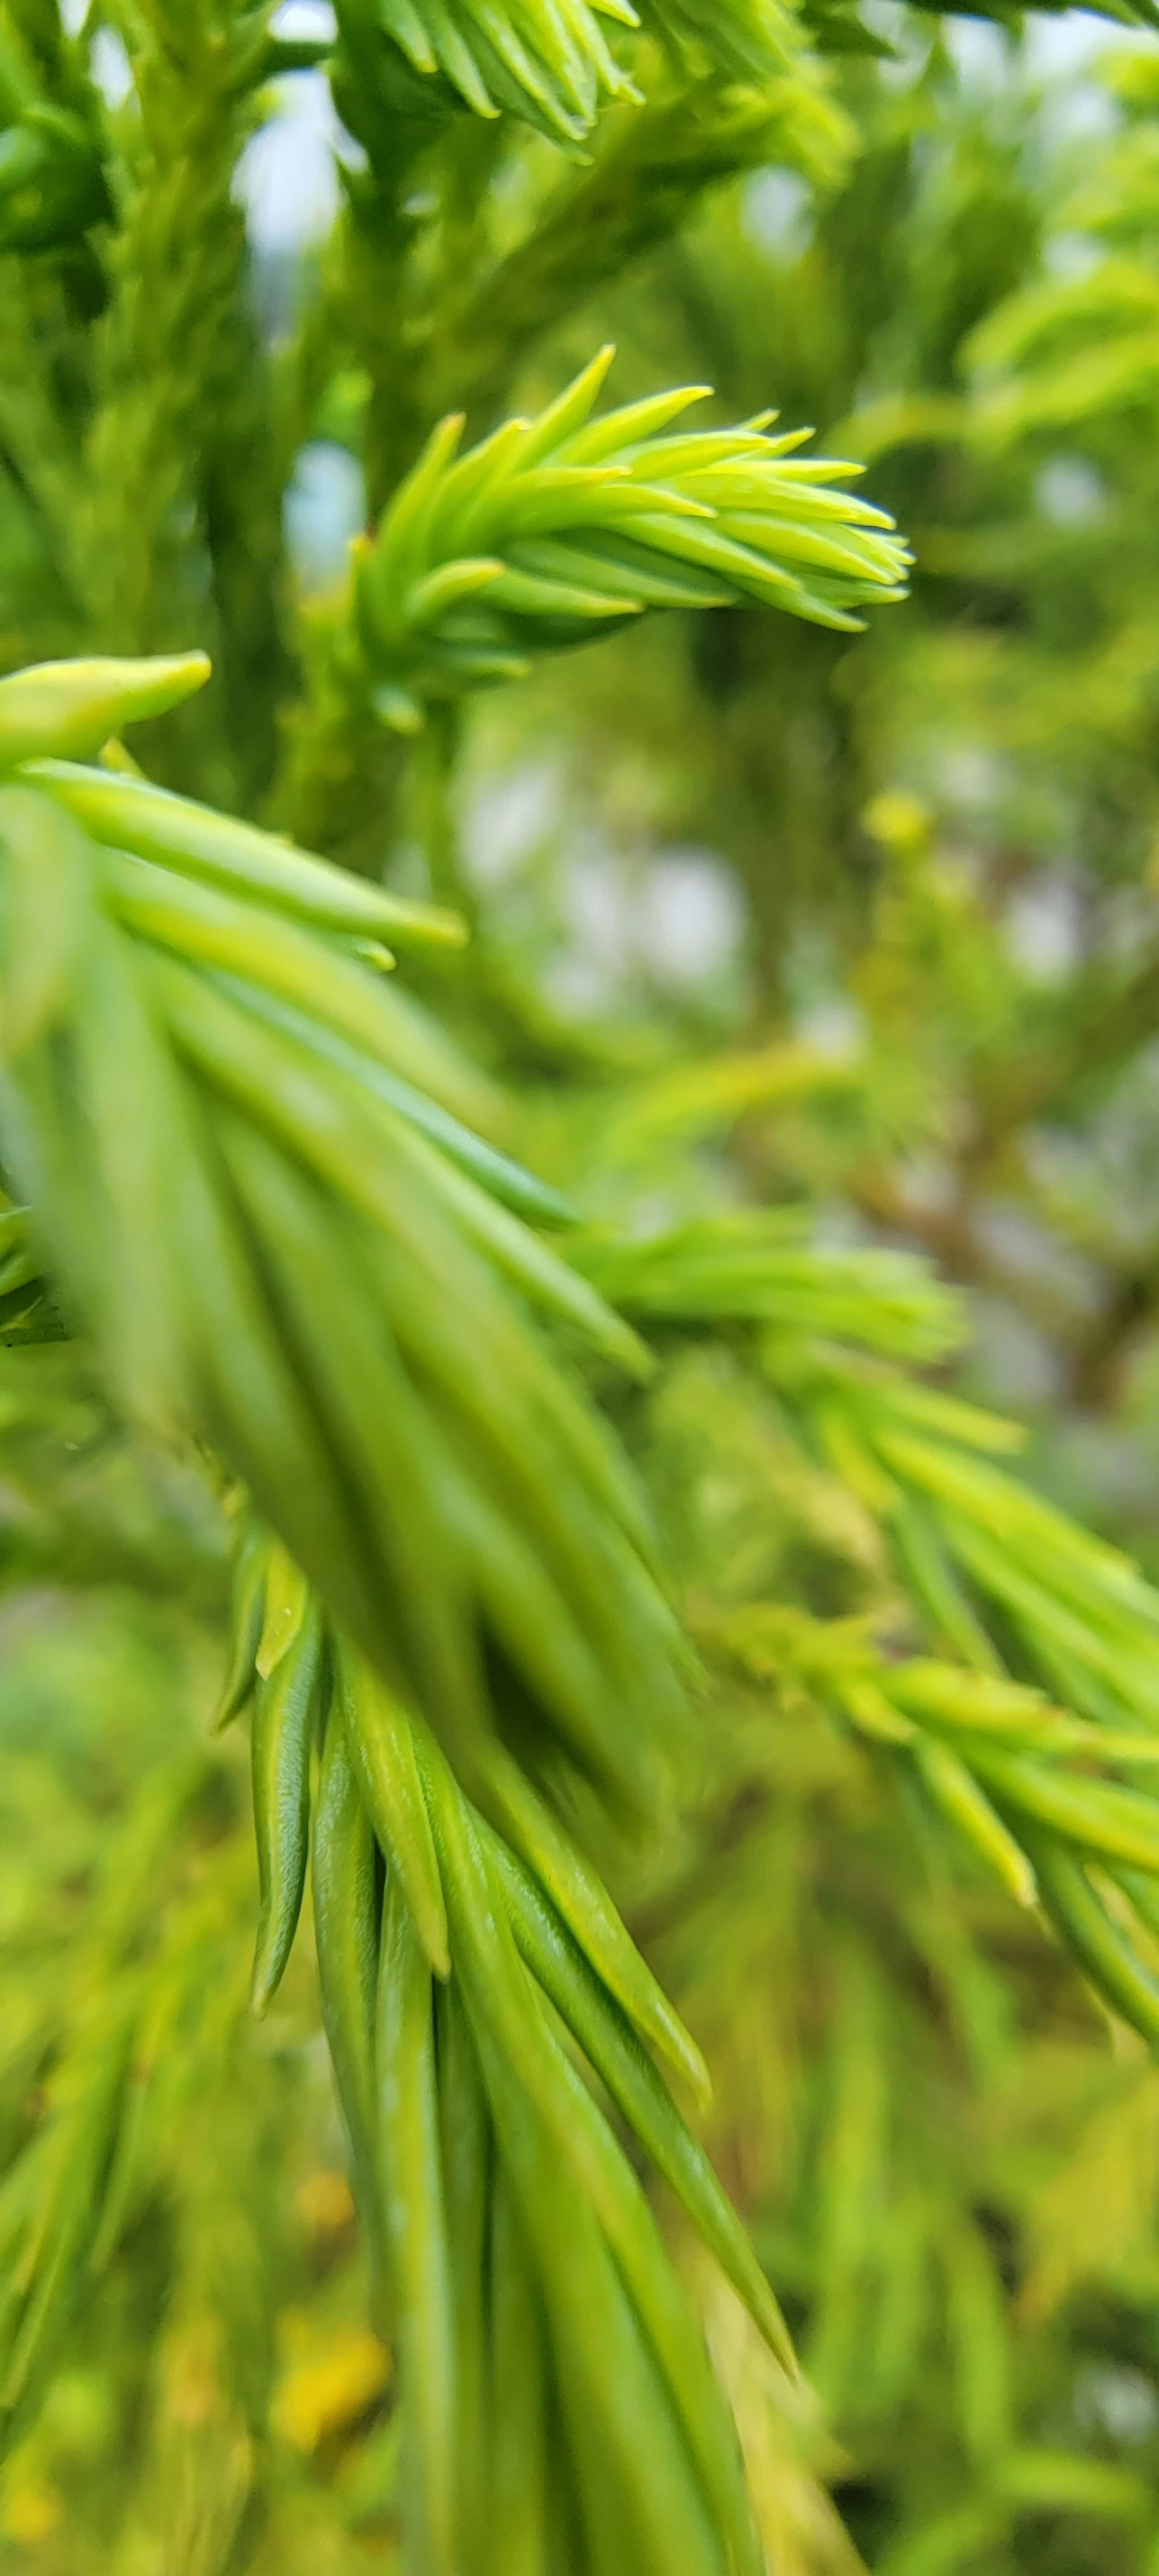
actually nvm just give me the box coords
[5,5,1159,2575]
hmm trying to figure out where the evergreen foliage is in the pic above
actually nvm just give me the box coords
[5,4,1159,2571]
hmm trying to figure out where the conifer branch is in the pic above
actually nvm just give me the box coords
[353,349,908,733]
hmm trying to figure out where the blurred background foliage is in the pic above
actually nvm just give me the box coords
[13,0,1159,2569]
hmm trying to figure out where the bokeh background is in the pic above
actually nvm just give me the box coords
[12,1,1159,2566]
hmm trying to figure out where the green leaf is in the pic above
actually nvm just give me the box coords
[38,761,464,950]
[0,658,210,770]
[249,1601,325,2014]
[0,786,95,1065]
[339,1645,451,1979]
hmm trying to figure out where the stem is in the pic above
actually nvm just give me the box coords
[77,4,283,798]
[411,702,473,919]
[267,610,410,870]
